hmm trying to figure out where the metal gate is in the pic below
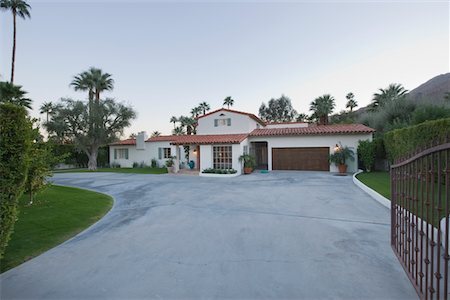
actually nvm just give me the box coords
[391,143,450,299]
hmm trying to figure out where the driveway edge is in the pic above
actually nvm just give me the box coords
[352,170,391,210]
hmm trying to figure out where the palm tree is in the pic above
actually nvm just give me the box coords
[190,107,201,118]
[296,113,307,122]
[172,126,185,136]
[223,96,234,109]
[39,101,54,123]
[345,92,358,112]
[169,116,178,128]
[0,81,32,109]
[70,67,114,102]
[1,0,31,83]
[198,102,210,115]
[151,131,161,137]
[179,116,197,135]
[371,83,408,111]
[309,94,336,125]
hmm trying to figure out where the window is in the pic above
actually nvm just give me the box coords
[213,146,232,169]
[159,148,171,159]
[243,145,248,154]
[114,149,129,159]
[214,118,231,127]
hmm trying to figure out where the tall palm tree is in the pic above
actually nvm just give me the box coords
[151,131,161,137]
[70,67,114,102]
[172,126,185,136]
[223,96,234,109]
[39,101,54,123]
[345,92,358,112]
[1,0,31,83]
[0,81,32,109]
[371,83,408,111]
[179,116,196,135]
[170,116,178,128]
[198,102,210,115]
[190,107,201,118]
[309,94,336,125]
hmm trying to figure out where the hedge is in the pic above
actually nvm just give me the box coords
[384,118,450,161]
[0,104,32,258]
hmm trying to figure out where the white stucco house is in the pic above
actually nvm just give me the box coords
[109,108,374,176]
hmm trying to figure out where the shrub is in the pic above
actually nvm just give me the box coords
[384,117,450,161]
[411,104,450,125]
[138,161,148,168]
[111,162,121,168]
[151,158,158,168]
[201,168,237,174]
[132,162,139,168]
[0,104,32,258]
[329,144,354,165]
[357,140,376,172]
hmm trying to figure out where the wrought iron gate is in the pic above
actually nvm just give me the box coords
[391,143,450,299]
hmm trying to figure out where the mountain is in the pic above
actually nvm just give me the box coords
[407,73,450,105]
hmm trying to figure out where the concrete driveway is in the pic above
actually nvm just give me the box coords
[1,171,417,299]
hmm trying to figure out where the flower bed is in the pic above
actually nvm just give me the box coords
[202,168,237,174]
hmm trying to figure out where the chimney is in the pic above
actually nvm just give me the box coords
[136,131,148,150]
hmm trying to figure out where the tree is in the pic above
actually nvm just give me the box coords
[198,102,210,115]
[258,95,298,122]
[309,94,335,125]
[179,116,196,135]
[70,67,114,103]
[296,113,307,122]
[169,116,178,128]
[1,0,31,83]
[0,103,32,258]
[345,92,358,112]
[45,98,136,170]
[190,107,201,118]
[223,96,234,109]
[151,131,161,137]
[172,126,185,135]
[0,81,32,109]
[370,83,408,111]
[39,101,54,123]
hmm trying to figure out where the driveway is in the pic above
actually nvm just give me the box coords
[1,172,417,299]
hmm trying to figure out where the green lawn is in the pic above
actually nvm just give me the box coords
[356,171,391,199]
[53,167,168,174]
[0,185,113,273]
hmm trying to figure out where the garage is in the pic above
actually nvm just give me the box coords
[272,147,330,171]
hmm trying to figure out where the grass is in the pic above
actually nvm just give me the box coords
[0,185,113,273]
[53,167,168,174]
[356,171,391,199]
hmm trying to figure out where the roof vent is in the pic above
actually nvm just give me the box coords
[219,113,226,116]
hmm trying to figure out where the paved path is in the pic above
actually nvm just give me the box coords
[1,172,417,299]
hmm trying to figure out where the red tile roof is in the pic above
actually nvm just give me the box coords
[266,121,308,125]
[249,124,375,136]
[110,138,136,145]
[170,134,248,145]
[197,108,265,125]
[146,135,180,142]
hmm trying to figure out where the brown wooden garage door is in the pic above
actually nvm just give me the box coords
[272,147,329,171]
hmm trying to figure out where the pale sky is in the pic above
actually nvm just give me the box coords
[1,0,448,136]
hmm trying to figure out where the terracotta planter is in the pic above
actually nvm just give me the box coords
[337,164,347,173]
[166,166,175,173]
[243,167,253,174]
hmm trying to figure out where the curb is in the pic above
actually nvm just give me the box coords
[352,170,391,210]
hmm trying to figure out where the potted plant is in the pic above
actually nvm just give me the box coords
[239,154,256,174]
[165,157,175,173]
[329,143,354,174]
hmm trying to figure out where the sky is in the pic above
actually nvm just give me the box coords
[1,0,449,136]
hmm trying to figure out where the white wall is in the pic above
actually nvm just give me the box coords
[148,141,187,168]
[249,134,373,173]
[197,111,260,135]
[198,142,247,175]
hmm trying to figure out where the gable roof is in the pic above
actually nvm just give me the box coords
[170,134,248,145]
[249,124,375,137]
[197,108,265,126]
[110,138,136,145]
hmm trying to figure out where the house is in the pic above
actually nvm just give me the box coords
[109,108,374,175]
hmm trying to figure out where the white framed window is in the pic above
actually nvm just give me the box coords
[213,145,232,169]
[214,118,231,127]
[114,148,129,159]
[159,148,172,159]
[243,145,248,154]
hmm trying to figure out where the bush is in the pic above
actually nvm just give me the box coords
[0,104,32,258]
[411,104,450,125]
[357,140,376,172]
[201,168,237,174]
[138,161,148,168]
[151,158,158,168]
[111,162,121,168]
[132,162,139,168]
[384,117,450,161]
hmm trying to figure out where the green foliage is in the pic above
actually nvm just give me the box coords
[238,154,256,168]
[370,83,408,111]
[384,118,450,161]
[0,103,32,258]
[309,94,336,125]
[0,81,32,109]
[357,140,376,172]
[202,168,237,174]
[329,144,354,165]
[223,96,234,109]
[165,157,175,167]
[259,95,298,122]
[151,158,158,168]
[411,104,450,125]
[132,162,139,168]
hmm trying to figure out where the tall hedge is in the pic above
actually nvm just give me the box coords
[0,104,31,258]
[384,118,450,161]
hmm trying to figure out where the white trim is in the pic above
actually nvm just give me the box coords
[199,172,240,178]
[353,169,391,209]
